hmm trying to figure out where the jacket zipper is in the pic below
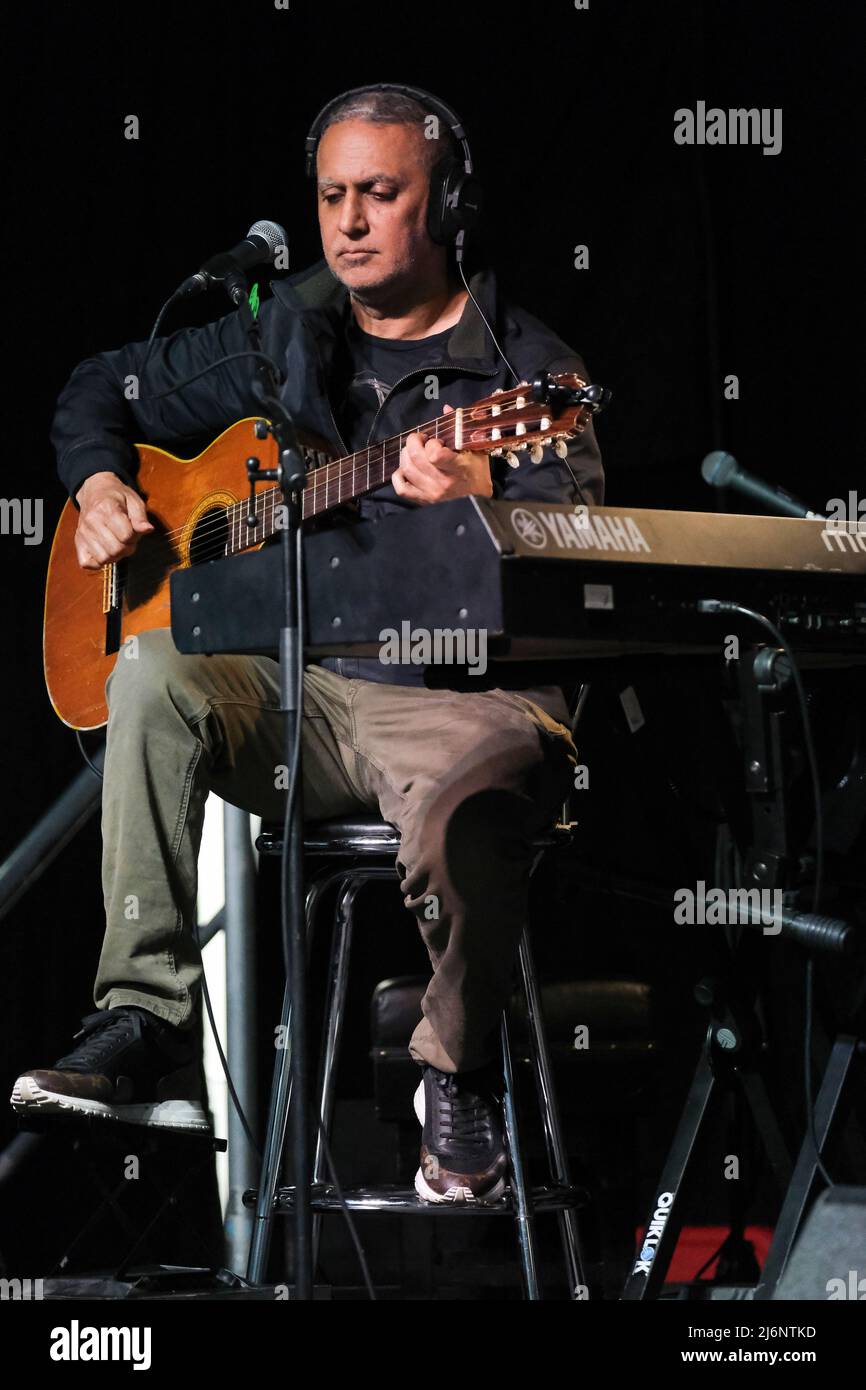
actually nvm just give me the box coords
[365,363,499,447]
[310,333,351,457]
[332,365,497,683]
[316,357,497,680]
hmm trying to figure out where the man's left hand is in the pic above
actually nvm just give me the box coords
[392,404,493,505]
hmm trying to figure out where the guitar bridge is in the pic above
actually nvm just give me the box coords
[102,561,123,655]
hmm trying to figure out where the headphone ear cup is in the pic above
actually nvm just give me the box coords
[427,158,484,244]
[426,156,455,244]
[451,172,483,235]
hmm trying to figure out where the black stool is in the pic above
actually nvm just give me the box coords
[245,814,589,1299]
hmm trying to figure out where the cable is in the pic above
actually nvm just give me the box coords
[697,599,834,1187]
[456,258,593,509]
[139,291,182,382]
[804,957,834,1187]
[692,1231,733,1282]
[456,257,519,385]
[74,729,104,780]
[143,350,284,402]
[277,521,305,979]
[692,1089,762,1283]
[316,1118,377,1300]
[192,918,260,1160]
[560,455,593,510]
[194,904,378,1297]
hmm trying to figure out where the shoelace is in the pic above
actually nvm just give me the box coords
[434,1073,497,1144]
[55,1010,140,1072]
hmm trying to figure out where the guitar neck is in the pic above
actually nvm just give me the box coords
[218,370,598,556]
[224,411,457,555]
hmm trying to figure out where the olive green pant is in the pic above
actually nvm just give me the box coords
[96,629,577,1072]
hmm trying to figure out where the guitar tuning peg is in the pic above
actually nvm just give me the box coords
[505,451,520,468]
[490,447,503,457]
[530,444,544,464]
[554,438,569,458]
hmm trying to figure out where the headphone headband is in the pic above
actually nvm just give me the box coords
[304,82,474,180]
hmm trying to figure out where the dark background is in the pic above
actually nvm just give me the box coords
[1,0,863,1294]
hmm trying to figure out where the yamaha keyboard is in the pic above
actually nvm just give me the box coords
[170,498,866,664]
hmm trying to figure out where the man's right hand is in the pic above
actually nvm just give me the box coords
[74,471,155,571]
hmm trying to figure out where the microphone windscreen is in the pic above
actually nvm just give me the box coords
[247,220,287,257]
[701,450,738,487]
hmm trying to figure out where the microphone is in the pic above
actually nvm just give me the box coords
[175,220,287,304]
[701,450,824,519]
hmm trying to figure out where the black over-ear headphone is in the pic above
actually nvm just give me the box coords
[304,82,483,247]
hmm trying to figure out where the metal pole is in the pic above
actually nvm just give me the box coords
[223,804,259,1274]
[0,746,103,920]
[518,928,587,1296]
[500,1012,541,1299]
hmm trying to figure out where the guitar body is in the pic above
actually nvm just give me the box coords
[44,418,283,730]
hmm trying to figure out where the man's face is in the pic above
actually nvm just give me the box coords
[316,119,443,302]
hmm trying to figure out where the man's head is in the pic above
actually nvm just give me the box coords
[312,88,463,305]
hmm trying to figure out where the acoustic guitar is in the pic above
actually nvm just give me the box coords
[44,373,596,729]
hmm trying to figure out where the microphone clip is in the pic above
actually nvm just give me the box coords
[531,370,612,414]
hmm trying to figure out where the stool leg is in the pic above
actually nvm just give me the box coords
[500,1010,541,1300]
[311,875,365,1266]
[247,975,294,1284]
[518,927,588,1298]
[246,871,331,1283]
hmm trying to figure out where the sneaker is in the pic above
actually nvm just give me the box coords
[10,1006,211,1132]
[413,1062,507,1205]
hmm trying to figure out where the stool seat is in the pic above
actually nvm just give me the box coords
[257,815,576,858]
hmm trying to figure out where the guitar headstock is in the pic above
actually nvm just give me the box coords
[458,371,607,466]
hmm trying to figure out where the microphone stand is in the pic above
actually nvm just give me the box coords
[229,281,313,1299]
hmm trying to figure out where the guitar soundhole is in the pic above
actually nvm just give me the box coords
[189,507,230,566]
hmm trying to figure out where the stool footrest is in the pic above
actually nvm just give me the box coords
[244,1182,587,1215]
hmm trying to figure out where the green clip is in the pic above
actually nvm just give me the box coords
[248,282,260,319]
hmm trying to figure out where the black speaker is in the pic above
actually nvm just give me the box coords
[773,1187,866,1300]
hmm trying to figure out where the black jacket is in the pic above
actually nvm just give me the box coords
[51,259,604,692]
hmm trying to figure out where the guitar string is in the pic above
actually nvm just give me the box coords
[96,394,584,596]
[103,415,578,599]
[131,419,458,549]
[110,386,578,555]
[104,425,461,593]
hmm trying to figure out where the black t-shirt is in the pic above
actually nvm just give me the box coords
[331,313,453,456]
[319,311,571,717]
[316,314,453,684]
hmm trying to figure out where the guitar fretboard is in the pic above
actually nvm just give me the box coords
[224,413,457,555]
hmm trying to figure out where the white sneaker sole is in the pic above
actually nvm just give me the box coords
[10,1075,211,1132]
[412,1078,507,1206]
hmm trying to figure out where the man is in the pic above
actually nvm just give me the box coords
[12,86,603,1204]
